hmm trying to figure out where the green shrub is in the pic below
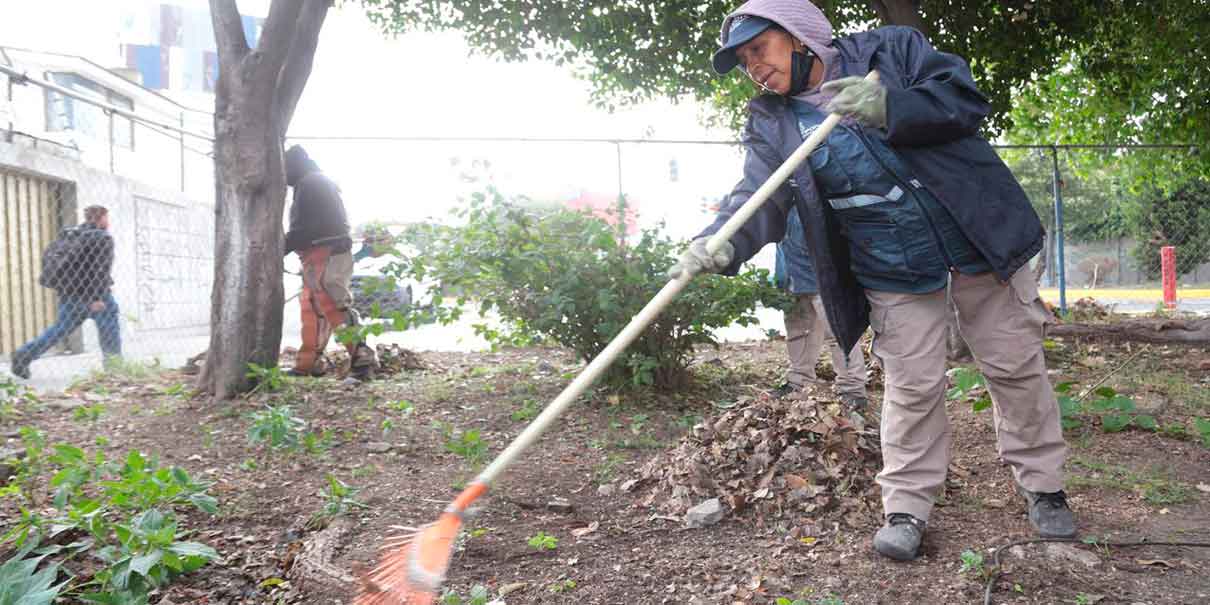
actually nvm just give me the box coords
[1128,178,1210,279]
[382,188,789,389]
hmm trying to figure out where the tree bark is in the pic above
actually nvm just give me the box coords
[200,0,329,400]
[867,0,928,35]
[1048,319,1210,345]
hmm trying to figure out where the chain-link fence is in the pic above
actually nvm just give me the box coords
[3,118,1205,391]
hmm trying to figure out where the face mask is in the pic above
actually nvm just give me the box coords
[789,48,817,96]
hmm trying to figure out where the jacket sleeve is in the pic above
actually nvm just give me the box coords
[882,26,990,146]
[284,190,308,256]
[694,109,794,275]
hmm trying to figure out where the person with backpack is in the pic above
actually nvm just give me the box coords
[10,205,121,379]
[284,145,378,381]
[669,0,1074,560]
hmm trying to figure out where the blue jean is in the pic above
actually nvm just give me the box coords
[15,292,122,363]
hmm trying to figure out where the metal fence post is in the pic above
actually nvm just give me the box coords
[107,109,115,173]
[179,112,186,192]
[1050,145,1067,314]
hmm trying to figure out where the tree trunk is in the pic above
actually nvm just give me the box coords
[867,0,928,34]
[199,0,328,399]
[1049,318,1210,345]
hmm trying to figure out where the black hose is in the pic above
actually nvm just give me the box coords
[984,537,1210,605]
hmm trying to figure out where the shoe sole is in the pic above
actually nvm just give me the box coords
[874,542,920,561]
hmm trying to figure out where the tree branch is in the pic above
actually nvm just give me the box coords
[255,0,305,81]
[866,0,929,36]
[276,0,330,134]
[210,0,249,61]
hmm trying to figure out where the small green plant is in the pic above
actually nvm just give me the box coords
[387,400,415,415]
[0,378,39,419]
[1074,593,1094,605]
[439,423,488,466]
[959,549,987,578]
[317,475,368,519]
[245,362,288,394]
[526,531,558,551]
[547,578,576,593]
[946,367,991,412]
[247,405,307,450]
[439,585,490,605]
[510,398,540,422]
[380,418,395,436]
[302,430,333,456]
[162,383,191,399]
[73,403,106,423]
[6,427,49,506]
[1055,382,1084,430]
[1195,417,1210,448]
[1087,387,1156,433]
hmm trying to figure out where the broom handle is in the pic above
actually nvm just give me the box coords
[476,71,880,487]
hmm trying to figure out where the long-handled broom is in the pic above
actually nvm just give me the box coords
[355,71,881,605]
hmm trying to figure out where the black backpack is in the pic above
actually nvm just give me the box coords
[38,226,85,291]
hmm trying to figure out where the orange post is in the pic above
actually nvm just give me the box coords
[1161,246,1177,310]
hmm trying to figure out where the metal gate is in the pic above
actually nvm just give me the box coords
[0,168,66,355]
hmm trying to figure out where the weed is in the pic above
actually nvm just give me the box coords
[511,398,540,422]
[1195,417,1210,448]
[526,531,558,551]
[316,475,368,519]
[594,452,626,483]
[239,459,258,472]
[1074,594,1095,605]
[0,378,39,419]
[6,427,49,506]
[302,430,333,456]
[247,405,307,450]
[947,367,991,412]
[547,579,576,593]
[1068,458,1192,506]
[381,418,395,436]
[73,403,106,423]
[386,399,415,415]
[0,542,66,603]
[959,549,987,578]
[245,362,288,394]
[102,358,162,380]
[439,585,490,605]
[162,382,192,399]
[438,423,488,466]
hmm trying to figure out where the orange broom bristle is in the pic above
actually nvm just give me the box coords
[355,483,488,605]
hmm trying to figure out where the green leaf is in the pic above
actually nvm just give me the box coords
[1101,414,1132,433]
[129,551,163,577]
[1133,415,1158,431]
[1094,387,1117,399]
[972,397,992,413]
[188,493,218,514]
[167,542,217,560]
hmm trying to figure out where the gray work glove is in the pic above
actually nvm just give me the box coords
[668,237,734,279]
[822,76,888,129]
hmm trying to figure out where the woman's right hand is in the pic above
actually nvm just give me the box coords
[668,237,734,279]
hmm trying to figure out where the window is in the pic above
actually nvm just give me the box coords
[44,73,135,150]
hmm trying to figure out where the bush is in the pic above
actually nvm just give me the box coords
[387,188,789,389]
[1129,179,1210,279]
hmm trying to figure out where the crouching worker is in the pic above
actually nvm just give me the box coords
[284,145,378,380]
[669,0,1075,560]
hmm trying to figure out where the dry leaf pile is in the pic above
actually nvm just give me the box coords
[636,387,883,526]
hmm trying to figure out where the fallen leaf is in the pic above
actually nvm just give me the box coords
[571,521,599,538]
[1136,559,1178,568]
[1196,482,1210,494]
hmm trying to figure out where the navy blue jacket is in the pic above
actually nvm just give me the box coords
[773,209,818,295]
[698,26,1043,353]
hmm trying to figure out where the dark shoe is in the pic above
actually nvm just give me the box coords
[1021,488,1076,538]
[874,513,926,560]
[10,353,31,380]
[768,383,801,398]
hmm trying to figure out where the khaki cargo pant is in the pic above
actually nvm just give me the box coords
[785,293,868,397]
[867,268,1066,522]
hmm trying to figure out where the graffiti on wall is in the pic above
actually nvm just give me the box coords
[134,196,212,330]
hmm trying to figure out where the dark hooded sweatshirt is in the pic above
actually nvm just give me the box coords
[284,147,352,256]
[697,1,1043,355]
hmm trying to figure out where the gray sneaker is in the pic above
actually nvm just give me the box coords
[873,513,925,560]
[1021,489,1076,538]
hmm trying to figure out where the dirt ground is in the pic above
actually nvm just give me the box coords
[2,335,1209,605]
